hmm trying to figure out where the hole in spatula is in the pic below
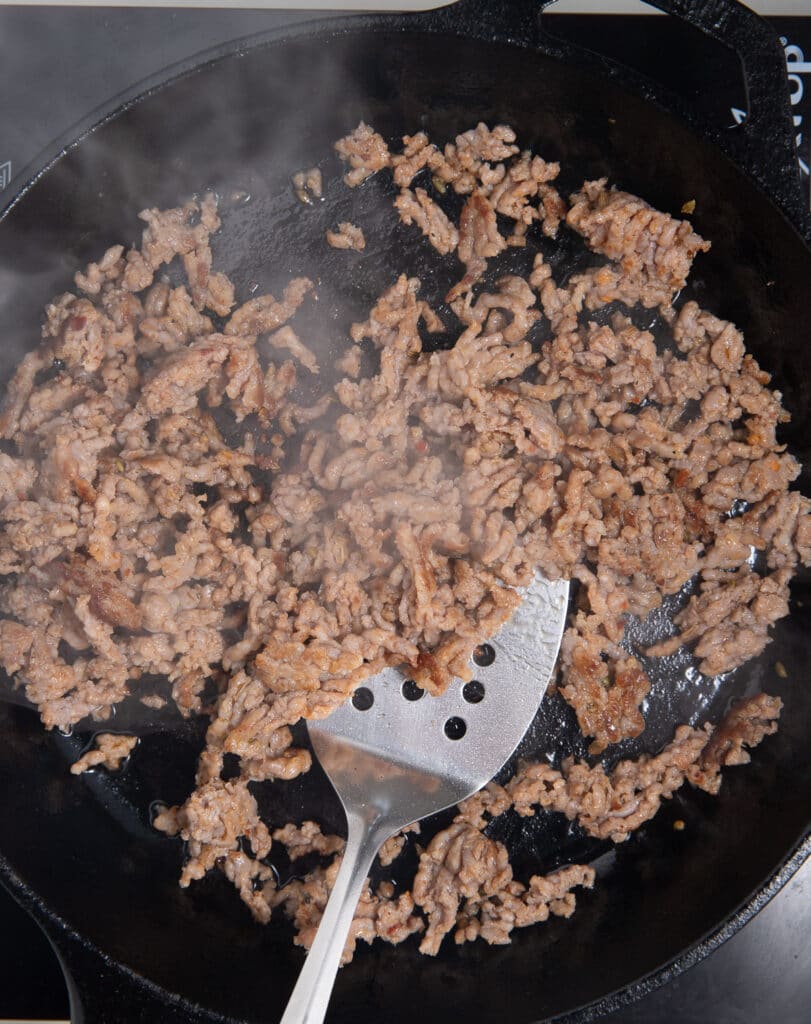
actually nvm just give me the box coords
[352,687,374,711]
[444,717,467,740]
[473,643,495,667]
[463,680,485,704]
[401,679,424,701]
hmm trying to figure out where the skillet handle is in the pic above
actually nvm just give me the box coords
[24,910,216,1024]
[627,0,806,227]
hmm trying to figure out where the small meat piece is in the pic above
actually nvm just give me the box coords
[568,264,674,312]
[225,278,313,337]
[394,188,459,255]
[334,121,390,187]
[378,822,420,866]
[391,131,438,187]
[448,190,506,299]
[292,166,323,204]
[488,153,564,238]
[507,695,780,842]
[567,179,710,294]
[140,693,167,710]
[140,337,229,417]
[0,350,48,439]
[335,345,362,379]
[688,693,782,794]
[450,275,539,343]
[0,454,36,506]
[455,864,595,947]
[74,244,125,296]
[413,821,512,955]
[268,326,320,374]
[453,122,519,165]
[648,568,792,676]
[54,558,142,631]
[458,190,506,263]
[560,630,650,755]
[134,194,222,291]
[183,247,235,317]
[272,821,343,860]
[0,620,35,675]
[222,850,277,925]
[153,778,271,887]
[431,123,520,195]
[326,222,366,251]
[70,733,138,774]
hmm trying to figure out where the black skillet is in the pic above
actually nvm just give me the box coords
[1,1,810,1021]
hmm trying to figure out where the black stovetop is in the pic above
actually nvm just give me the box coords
[0,7,809,1024]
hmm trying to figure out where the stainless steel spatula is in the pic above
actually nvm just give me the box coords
[281,572,570,1024]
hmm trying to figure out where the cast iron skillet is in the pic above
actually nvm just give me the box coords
[1,1,810,1022]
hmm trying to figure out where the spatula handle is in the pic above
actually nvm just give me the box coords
[280,812,389,1024]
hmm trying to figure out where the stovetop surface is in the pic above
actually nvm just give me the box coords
[0,6,809,1024]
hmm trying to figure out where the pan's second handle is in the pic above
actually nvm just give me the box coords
[41,925,213,1024]
[629,0,806,227]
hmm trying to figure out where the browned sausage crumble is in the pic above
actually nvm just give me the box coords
[326,222,366,251]
[1,121,808,960]
[69,732,138,775]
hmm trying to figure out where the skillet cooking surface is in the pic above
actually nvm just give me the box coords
[0,25,810,1024]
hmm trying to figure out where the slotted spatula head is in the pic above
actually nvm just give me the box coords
[282,573,569,1024]
[309,572,570,834]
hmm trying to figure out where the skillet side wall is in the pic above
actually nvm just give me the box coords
[0,30,809,1024]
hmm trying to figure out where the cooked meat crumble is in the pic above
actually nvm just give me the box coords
[334,121,390,187]
[326,222,366,251]
[70,732,138,775]
[292,166,323,205]
[394,188,459,255]
[1,121,808,960]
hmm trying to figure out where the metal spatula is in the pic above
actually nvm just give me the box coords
[280,572,570,1024]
